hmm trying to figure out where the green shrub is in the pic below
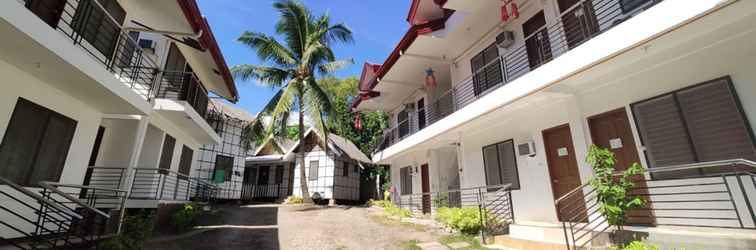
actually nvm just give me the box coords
[384,204,412,218]
[434,207,488,235]
[285,196,304,204]
[100,210,154,250]
[368,199,394,208]
[171,203,201,232]
[610,241,660,250]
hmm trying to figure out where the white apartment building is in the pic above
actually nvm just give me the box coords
[354,0,756,249]
[0,0,237,244]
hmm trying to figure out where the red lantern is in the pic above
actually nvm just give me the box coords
[510,2,520,19]
[501,1,510,22]
[425,67,437,88]
[354,112,363,131]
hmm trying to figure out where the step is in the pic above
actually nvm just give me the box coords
[504,220,756,250]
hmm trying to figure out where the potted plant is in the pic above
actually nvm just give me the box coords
[587,145,646,246]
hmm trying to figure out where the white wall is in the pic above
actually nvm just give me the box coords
[292,150,335,199]
[0,58,102,238]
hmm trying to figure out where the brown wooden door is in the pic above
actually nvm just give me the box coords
[588,108,655,226]
[557,0,599,49]
[421,164,431,214]
[523,11,552,70]
[543,124,585,221]
[25,0,67,28]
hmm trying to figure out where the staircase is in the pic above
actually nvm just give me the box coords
[0,177,127,249]
[555,159,756,250]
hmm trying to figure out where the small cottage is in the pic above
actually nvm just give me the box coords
[244,128,371,203]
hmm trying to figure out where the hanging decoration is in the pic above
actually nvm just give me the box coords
[425,67,437,88]
[354,112,363,130]
[501,0,519,22]
[500,1,510,22]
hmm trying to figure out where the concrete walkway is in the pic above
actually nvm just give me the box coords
[144,204,442,250]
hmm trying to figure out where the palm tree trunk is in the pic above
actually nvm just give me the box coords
[298,96,313,204]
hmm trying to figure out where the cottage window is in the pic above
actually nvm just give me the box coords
[620,0,653,14]
[398,110,410,138]
[482,140,520,189]
[342,161,349,177]
[309,160,319,180]
[0,98,77,186]
[632,77,756,179]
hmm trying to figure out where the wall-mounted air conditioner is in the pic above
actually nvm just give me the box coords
[518,141,536,157]
[496,31,515,49]
[138,39,155,52]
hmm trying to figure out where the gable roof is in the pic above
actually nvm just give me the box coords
[252,135,296,156]
[177,0,239,102]
[283,128,372,164]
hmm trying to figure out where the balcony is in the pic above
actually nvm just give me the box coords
[155,71,211,120]
[16,0,160,100]
[375,0,661,153]
[84,167,219,207]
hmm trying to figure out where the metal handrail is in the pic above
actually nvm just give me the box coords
[0,177,82,220]
[38,182,113,218]
[554,159,756,205]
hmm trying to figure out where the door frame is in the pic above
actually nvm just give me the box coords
[587,107,657,226]
[542,123,585,221]
[421,164,431,214]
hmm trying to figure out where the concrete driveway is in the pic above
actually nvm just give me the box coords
[144,204,439,250]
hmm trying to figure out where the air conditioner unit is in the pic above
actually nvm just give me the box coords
[138,39,155,51]
[518,141,536,157]
[496,31,515,49]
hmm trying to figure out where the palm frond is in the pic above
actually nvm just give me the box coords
[231,65,292,87]
[237,31,296,66]
[317,59,353,75]
[273,0,311,59]
[241,119,266,151]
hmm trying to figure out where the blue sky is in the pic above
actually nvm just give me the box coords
[196,0,411,115]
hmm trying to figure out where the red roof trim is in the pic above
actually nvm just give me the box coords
[177,0,239,103]
[368,11,452,91]
[407,0,449,24]
[352,11,452,110]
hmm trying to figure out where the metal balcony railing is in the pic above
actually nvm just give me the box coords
[555,159,756,250]
[0,177,127,249]
[84,167,219,203]
[374,0,661,153]
[18,0,160,100]
[155,71,211,120]
[240,183,282,200]
[394,183,514,242]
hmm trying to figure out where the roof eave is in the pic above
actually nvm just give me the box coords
[177,0,239,103]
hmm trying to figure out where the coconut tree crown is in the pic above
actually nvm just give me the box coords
[233,0,354,203]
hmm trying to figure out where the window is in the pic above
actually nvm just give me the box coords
[398,109,410,138]
[309,160,319,180]
[275,166,284,184]
[158,134,176,174]
[71,0,126,59]
[177,146,193,179]
[471,43,503,96]
[0,98,77,186]
[258,165,270,184]
[214,155,234,182]
[620,0,652,14]
[482,140,520,189]
[632,77,756,179]
[342,161,349,177]
[400,167,412,195]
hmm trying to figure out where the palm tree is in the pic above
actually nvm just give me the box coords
[233,0,353,204]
